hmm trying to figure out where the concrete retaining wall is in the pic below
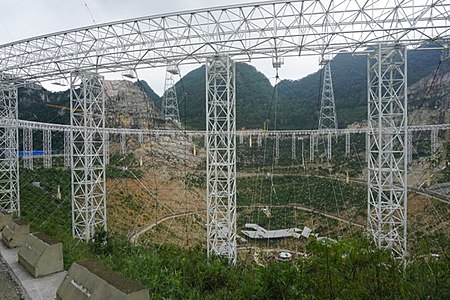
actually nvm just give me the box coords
[18,232,64,278]
[0,211,12,230]
[1,220,30,248]
[57,259,149,300]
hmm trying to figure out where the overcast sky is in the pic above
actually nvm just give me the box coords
[0,0,320,95]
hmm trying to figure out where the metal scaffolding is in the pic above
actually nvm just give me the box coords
[292,134,296,159]
[23,127,33,170]
[275,134,280,161]
[257,134,262,147]
[64,130,71,167]
[327,132,332,161]
[309,134,315,161]
[367,44,408,266]
[70,71,107,240]
[407,132,413,165]
[206,55,237,265]
[318,61,338,132]
[120,133,126,155]
[43,129,52,168]
[0,82,20,215]
[345,132,351,157]
[162,66,180,123]
[431,129,439,161]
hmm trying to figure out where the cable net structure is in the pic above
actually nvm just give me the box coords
[0,0,450,265]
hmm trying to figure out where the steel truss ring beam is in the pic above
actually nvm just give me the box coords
[1,0,450,82]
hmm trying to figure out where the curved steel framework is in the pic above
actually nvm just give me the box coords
[1,0,450,264]
[1,0,449,82]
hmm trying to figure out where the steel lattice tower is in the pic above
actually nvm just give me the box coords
[23,127,33,170]
[318,61,338,131]
[206,55,237,265]
[367,44,408,266]
[0,81,20,215]
[64,130,71,167]
[43,129,52,168]
[70,71,107,240]
[162,66,180,123]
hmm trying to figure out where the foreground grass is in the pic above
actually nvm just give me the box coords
[17,167,450,299]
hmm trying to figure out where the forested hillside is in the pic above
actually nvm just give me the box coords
[142,47,445,130]
[17,46,448,130]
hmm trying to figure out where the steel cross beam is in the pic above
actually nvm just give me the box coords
[5,119,450,137]
[367,44,408,266]
[0,82,19,215]
[1,1,450,82]
[206,55,237,265]
[70,71,107,241]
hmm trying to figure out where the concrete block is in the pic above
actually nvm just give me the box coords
[1,220,30,248]
[57,259,149,300]
[0,211,12,230]
[18,232,64,278]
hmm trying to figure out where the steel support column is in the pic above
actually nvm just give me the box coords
[367,44,408,266]
[318,61,338,131]
[345,132,351,157]
[0,82,19,215]
[407,132,412,165]
[206,55,236,265]
[120,133,126,155]
[43,129,52,168]
[310,134,315,161]
[327,132,332,161]
[275,134,280,161]
[23,127,33,170]
[64,130,71,167]
[70,71,107,240]
[292,133,296,159]
[104,131,110,165]
[431,129,438,159]
[162,66,180,123]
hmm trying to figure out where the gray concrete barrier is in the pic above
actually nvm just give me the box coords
[0,211,12,230]
[57,259,149,300]
[18,232,64,278]
[1,220,30,248]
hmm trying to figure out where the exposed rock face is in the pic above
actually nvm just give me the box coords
[104,80,203,168]
[408,65,450,101]
[104,80,166,130]
[408,65,450,125]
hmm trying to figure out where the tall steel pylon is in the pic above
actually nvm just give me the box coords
[43,129,52,168]
[23,127,33,170]
[206,55,237,265]
[318,60,338,132]
[70,71,107,240]
[162,66,180,123]
[367,44,408,267]
[64,130,71,167]
[0,80,20,215]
